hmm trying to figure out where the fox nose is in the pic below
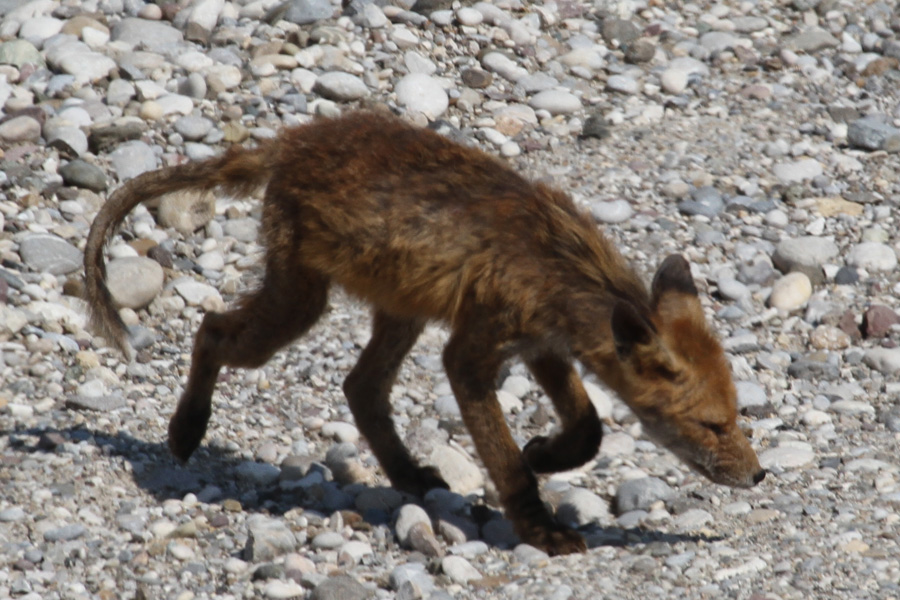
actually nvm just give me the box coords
[753,469,767,485]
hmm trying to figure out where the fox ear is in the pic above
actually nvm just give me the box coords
[651,254,698,306]
[611,301,656,359]
[611,301,678,376]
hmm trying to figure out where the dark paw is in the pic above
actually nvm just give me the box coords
[392,465,450,497]
[167,408,209,463]
[520,522,586,556]
[523,427,602,474]
[523,435,555,473]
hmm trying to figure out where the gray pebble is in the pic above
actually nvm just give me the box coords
[18,233,83,275]
[615,477,674,514]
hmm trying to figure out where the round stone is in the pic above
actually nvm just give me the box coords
[19,233,83,275]
[768,272,812,311]
[660,68,688,94]
[846,242,897,272]
[313,72,369,101]
[395,73,448,119]
[591,199,633,223]
[528,90,581,115]
[0,115,41,143]
[106,257,165,309]
[59,159,108,191]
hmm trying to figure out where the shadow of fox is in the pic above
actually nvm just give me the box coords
[84,110,765,555]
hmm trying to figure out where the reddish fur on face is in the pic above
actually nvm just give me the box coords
[84,110,764,556]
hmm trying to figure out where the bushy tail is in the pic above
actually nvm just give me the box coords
[84,143,275,356]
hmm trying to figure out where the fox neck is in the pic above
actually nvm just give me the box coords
[558,286,649,402]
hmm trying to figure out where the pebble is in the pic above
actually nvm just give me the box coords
[528,90,581,115]
[591,199,634,223]
[863,348,900,375]
[441,556,482,584]
[615,477,674,514]
[0,115,41,143]
[773,158,823,184]
[846,242,897,272]
[59,159,107,191]
[759,445,816,470]
[18,234,83,275]
[173,279,223,307]
[395,73,448,119]
[245,516,298,562]
[106,257,164,309]
[309,575,370,600]
[556,488,610,526]
[109,141,158,180]
[314,72,369,101]
[660,68,688,94]
[768,272,812,311]
[429,445,483,494]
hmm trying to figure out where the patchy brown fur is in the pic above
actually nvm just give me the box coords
[84,111,764,555]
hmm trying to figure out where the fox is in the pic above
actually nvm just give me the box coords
[84,110,765,555]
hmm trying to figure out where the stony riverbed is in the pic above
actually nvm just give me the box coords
[2,0,900,599]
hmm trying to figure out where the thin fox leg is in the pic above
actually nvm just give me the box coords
[523,354,602,474]
[169,265,329,462]
[342,311,448,496]
[443,326,586,556]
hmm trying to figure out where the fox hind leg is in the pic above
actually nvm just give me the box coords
[169,264,329,462]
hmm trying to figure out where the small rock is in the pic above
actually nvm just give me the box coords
[0,116,41,143]
[395,73,448,119]
[660,68,688,94]
[106,257,164,309]
[846,242,897,272]
[244,516,298,561]
[864,348,900,375]
[863,305,899,338]
[314,72,369,101]
[310,574,371,600]
[615,477,674,514]
[19,234,83,275]
[557,488,610,526]
[591,199,633,223]
[759,445,815,469]
[266,580,308,600]
[528,90,581,115]
[280,0,336,25]
[110,141,158,180]
[847,114,900,152]
[429,445,483,494]
[59,159,107,192]
[768,272,812,311]
[441,556,482,584]
[773,159,823,184]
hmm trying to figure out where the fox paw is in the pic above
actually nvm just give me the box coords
[168,408,209,463]
[392,465,450,497]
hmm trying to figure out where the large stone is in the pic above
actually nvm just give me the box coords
[429,445,483,494]
[157,190,216,235]
[848,115,900,152]
[110,18,184,53]
[615,477,674,514]
[106,257,164,309]
[244,516,298,561]
[278,0,335,25]
[313,72,369,101]
[0,39,44,68]
[19,234,83,275]
[110,140,158,180]
[556,488,610,526]
[771,236,838,285]
[395,73,448,119]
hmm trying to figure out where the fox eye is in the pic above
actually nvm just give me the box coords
[701,422,726,436]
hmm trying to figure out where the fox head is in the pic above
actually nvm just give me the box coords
[607,255,765,488]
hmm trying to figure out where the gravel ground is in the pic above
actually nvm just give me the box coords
[2,0,900,599]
